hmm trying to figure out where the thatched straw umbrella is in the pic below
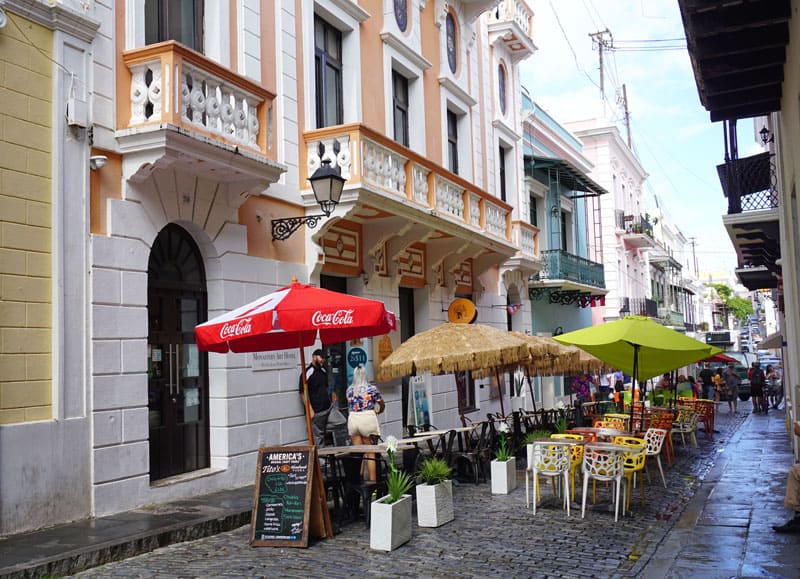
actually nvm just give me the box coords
[378,323,532,423]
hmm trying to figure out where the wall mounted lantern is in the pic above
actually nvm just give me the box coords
[759,125,774,146]
[271,146,345,241]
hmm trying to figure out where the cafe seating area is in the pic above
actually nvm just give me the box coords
[315,392,712,532]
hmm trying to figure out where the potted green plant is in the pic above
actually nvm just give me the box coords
[370,436,415,551]
[490,422,517,494]
[415,457,454,528]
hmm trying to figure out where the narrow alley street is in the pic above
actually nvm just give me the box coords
[21,404,791,579]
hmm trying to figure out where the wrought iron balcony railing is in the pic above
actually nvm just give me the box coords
[717,152,779,213]
[658,307,685,327]
[623,214,654,237]
[532,249,605,288]
[619,296,658,318]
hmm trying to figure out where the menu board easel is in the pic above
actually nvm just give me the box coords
[249,446,331,547]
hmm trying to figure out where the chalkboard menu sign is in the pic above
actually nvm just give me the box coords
[250,446,316,547]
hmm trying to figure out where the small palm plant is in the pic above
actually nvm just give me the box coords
[523,430,552,445]
[417,457,453,485]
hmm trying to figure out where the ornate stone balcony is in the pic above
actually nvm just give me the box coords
[117,41,283,191]
[487,0,536,63]
[121,41,275,156]
[301,125,515,248]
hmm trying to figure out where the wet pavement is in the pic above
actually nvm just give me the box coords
[1,402,798,578]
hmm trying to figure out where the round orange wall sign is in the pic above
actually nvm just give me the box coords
[447,298,477,323]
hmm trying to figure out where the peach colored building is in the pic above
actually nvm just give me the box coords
[0,0,539,533]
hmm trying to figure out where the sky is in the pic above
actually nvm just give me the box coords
[519,0,759,278]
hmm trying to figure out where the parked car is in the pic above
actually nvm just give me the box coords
[710,351,756,401]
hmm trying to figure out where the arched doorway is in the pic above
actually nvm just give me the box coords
[147,224,209,481]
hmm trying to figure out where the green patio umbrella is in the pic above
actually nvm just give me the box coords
[553,316,722,428]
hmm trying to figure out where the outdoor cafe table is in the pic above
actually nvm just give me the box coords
[317,442,416,457]
[412,424,478,457]
[565,427,631,442]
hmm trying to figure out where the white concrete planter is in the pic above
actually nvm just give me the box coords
[491,457,518,494]
[416,480,454,527]
[370,494,412,551]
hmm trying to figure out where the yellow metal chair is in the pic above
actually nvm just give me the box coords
[551,433,584,501]
[594,419,625,430]
[613,436,647,513]
[603,413,632,430]
[671,408,700,448]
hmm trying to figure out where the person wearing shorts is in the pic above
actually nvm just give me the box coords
[346,365,385,481]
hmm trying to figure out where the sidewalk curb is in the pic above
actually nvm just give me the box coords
[0,508,252,579]
[629,414,749,577]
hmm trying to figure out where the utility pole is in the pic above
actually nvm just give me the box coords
[689,237,699,276]
[622,84,632,148]
[589,29,612,110]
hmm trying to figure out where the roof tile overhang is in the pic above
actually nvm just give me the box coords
[678,0,791,122]
[526,156,608,197]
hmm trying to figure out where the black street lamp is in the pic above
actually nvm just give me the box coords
[271,153,346,241]
[759,125,774,146]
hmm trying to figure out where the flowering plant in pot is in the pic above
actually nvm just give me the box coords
[491,422,517,494]
[416,457,454,527]
[370,436,414,551]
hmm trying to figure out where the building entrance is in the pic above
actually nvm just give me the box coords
[147,224,209,481]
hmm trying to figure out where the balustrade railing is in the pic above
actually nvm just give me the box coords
[488,0,533,36]
[122,41,275,157]
[301,125,512,242]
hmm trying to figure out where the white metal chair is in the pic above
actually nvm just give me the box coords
[526,441,571,516]
[642,427,668,488]
[581,443,626,522]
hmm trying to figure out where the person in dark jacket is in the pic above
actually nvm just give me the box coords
[299,349,336,446]
[698,363,714,400]
[749,361,767,413]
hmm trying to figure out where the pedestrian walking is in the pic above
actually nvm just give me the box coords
[699,362,714,400]
[723,362,740,413]
[712,367,725,405]
[766,364,783,409]
[749,361,767,413]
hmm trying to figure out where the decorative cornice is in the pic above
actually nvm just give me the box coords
[6,0,100,43]
[380,31,433,71]
[328,0,371,23]
[438,76,477,108]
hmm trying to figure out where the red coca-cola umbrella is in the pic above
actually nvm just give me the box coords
[195,279,396,442]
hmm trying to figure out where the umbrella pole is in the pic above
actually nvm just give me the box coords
[495,369,506,417]
[629,344,639,433]
[526,369,538,413]
[454,374,466,427]
[299,345,315,445]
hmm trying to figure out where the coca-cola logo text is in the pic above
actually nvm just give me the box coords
[220,318,253,339]
[311,309,354,327]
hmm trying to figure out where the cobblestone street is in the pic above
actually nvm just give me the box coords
[68,408,768,579]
